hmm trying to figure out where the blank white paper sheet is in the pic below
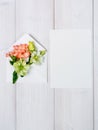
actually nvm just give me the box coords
[49,30,93,88]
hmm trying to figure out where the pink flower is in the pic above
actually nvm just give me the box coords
[6,44,30,59]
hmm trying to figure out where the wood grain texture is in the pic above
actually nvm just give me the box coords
[16,86,54,130]
[16,0,53,48]
[0,0,15,50]
[55,0,93,130]
[55,89,93,130]
[0,0,94,130]
[55,0,92,29]
[16,0,54,130]
[0,0,15,130]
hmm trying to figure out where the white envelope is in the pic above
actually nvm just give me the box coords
[6,34,47,85]
[49,30,93,88]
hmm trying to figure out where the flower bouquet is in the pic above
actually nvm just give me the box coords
[6,41,46,84]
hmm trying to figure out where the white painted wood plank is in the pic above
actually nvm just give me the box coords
[55,0,92,29]
[94,0,98,129]
[55,89,93,130]
[16,86,54,130]
[0,0,15,129]
[16,0,53,49]
[55,0,93,129]
[16,0,54,130]
[0,0,15,50]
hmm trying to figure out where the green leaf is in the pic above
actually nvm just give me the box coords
[10,56,17,62]
[20,75,24,77]
[9,60,14,65]
[13,71,18,84]
[28,41,36,52]
[10,56,17,65]
[26,55,31,64]
[40,50,46,56]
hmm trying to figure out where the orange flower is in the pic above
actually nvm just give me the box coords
[6,44,30,59]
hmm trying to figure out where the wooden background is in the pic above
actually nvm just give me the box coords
[0,0,96,130]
